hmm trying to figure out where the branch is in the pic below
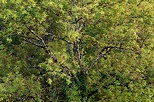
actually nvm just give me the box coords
[85,46,137,74]
[75,17,83,24]
[23,38,45,48]
[25,25,48,49]
[16,34,38,41]
[24,26,73,75]
[75,42,84,72]
[115,21,132,26]
[85,47,112,74]
[99,46,137,53]
[75,19,85,31]
[78,22,84,31]
[20,22,74,77]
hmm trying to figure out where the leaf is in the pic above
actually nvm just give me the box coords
[46,78,52,85]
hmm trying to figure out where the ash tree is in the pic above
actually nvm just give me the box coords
[0,0,153,101]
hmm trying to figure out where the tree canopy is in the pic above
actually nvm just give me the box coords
[0,0,153,101]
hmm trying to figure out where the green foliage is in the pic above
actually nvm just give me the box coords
[0,73,42,101]
[0,0,153,101]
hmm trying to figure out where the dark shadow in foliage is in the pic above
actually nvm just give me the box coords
[0,20,5,31]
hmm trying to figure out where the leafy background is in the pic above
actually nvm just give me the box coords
[0,0,153,101]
